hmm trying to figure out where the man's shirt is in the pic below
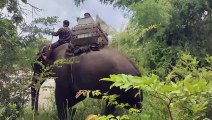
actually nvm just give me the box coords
[52,26,72,42]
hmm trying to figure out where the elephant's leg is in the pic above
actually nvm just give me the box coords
[54,65,74,120]
[31,76,45,115]
[55,90,85,120]
[67,95,86,120]
[31,87,40,115]
[55,89,69,120]
[67,95,86,107]
[122,89,143,110]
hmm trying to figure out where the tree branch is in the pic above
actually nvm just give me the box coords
[26,3,43,12]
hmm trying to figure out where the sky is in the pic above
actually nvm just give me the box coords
[27,0,129,31]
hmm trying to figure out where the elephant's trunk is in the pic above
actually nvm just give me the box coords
[31,75,40,114]
[30,45,50,114]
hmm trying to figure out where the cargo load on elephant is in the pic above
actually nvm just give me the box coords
[66,14,109,56]
[71,16,108,48]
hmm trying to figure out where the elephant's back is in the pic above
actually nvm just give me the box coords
[72,47,140,90]
[81,47,139,74]
[54,44,140,76]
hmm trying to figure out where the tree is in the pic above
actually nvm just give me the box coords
[0,20,47,120]
[102,54,212,120]
[130,0,212,56]
[164,0,212,57]
[74,0,142,9]
[0,0,58,118]
[109,0,211,77]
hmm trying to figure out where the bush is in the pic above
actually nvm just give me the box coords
[102,54,212,120]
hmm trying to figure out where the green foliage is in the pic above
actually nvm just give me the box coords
[129,0,172,41]
[102,54,212,120]
[33,16,59,26]
[138,40,177,77]
[0,18,31,120]
[110,28,178,77]
[20,107,58,120]
[131,0,172,28]
[53,57,80,66]
[165,0,212,56]
[0,103,20,120]
[19,86,58,120]
[171,54,212,82]
[129,0,212,57]
[74,0,142,9]
[0,1,59,118]
[97,114,130,120]
[0,0,26,24]
[110,0,212,79]
[109,28,145,74]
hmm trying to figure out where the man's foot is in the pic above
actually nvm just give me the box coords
[44,48,52,60]
[65,52,74,56]
[43,55,47,60]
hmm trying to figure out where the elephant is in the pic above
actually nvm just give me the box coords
[31,43,143,120]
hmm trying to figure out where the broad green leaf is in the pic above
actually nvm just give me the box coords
[106,114,114,119]
[110,82,123,89]
[191,102,208,113]
[120,83,131,89]
[101,78,113,81]
[120,115,130,120]
[160,85,176,92]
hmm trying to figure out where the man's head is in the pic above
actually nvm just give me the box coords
[63,20,69,27]
[84,13,91,18]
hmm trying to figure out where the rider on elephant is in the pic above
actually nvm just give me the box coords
[43,20,72,59]
[51,20,72,49]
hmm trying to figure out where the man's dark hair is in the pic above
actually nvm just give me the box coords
[63,20,69,26]
[84,13,91,18]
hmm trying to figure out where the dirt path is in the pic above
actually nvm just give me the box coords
[38,79,55,108]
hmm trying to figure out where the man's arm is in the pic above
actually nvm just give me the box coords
[52,28,62,36]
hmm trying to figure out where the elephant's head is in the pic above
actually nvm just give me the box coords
[30,43,74,113]
[30,44,56,113]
